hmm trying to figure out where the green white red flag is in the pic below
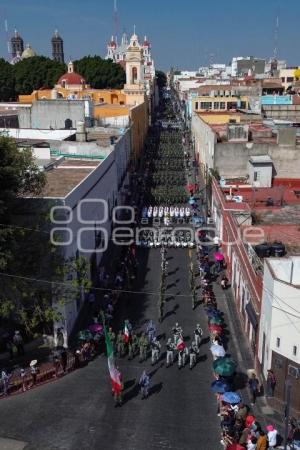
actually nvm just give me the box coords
[104,325,122,393]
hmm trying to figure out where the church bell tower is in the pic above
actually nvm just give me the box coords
[52,30,64,63]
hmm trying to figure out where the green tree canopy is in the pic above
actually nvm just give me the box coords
[13,56,66,95]
[156,70,167,90]
[0,58,15,101]
[74,55,126,89]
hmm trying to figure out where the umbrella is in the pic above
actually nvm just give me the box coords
[187,184,194,192]
[227,444,244,450]
[210,344,226,358]
[222,391,241,404]
[214,251,224,262]
[189,198,196,205]
[206,309,221,318]
[213,357,237,377]
[77,330,93,341]
[208,317,223,325]
[208,324,223,334]
[210,380,230,394]
[89,323,103,334]
[30,360,38,367]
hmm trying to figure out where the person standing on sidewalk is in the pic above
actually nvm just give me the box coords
[256,430,268,450]
[266,425,277,450]
[248,373,260,405]
[266,369,276,397]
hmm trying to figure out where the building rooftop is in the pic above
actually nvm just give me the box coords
[220,180,300,255]
[0,128,76,141]
[249,155,273,164]
[36,158,100,198]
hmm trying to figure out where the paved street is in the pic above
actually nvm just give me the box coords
[0,245,222,450]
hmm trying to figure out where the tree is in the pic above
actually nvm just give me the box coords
[0,58,15,101]
[156,70,167,90]
[13,56,66,95]
[74,56,126,89]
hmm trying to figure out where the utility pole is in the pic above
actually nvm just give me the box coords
[283,380,292,450]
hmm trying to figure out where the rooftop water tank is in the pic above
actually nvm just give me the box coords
[254,242,271,258]
[270,241,286,257]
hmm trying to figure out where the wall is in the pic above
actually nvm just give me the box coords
[199,113,242,125]
[19,88,126,105]
[214,141,300,179]
[263,104,300,121]
[94,105,130,119]
[191,113,216,171]
[130,101,149,161]
[51,130,131,336]
[19,100,88,129]
[261,95,292,105]
[259,258,300,411]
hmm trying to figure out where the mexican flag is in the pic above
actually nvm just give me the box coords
[104,326,122,394]
[176,337,186,351]
[123,322,130,344]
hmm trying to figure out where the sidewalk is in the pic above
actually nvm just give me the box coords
[219,281,286,434]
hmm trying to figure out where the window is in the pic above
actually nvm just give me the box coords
[220,102,226,110]
[99,97,104,103]
[195,102,199,110]
[200,102,212,110]
[281,77,285,82]
[254,171,260,182]
[287,77,294,83]
[276,337,280,348]
[213,102,220,110]
[293,345,297,356]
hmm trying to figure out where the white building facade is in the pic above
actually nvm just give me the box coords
[258,257,300,411]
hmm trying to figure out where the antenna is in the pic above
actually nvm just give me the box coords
[113,0,119,42]
[273,10,280,60]
[4,19,11,58]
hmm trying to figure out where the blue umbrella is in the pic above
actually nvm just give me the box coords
[211,380,230,394]
[189,198,196,205]
[206,309,222,318]
[222,391,241,404]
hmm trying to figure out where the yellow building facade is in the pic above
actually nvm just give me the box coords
[192,95,249,113]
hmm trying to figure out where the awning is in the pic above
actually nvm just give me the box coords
[245,302,258,329]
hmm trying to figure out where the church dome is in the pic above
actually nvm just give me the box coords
[58,72,86,85]
[57,61,86,86]
[22,44,36,59]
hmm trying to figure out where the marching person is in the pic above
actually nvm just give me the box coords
[189,341,199,370]
[108,327,116,352]
[128,333,139,360]
[194,324,203,348]
[139,370,150,399]
[178,346,188,369]
[172,322,183,345]
[116,330,125,357]
[139,333,148,362]
[146,320,156,343]
[166,338,176,367]
[151,336,161,365]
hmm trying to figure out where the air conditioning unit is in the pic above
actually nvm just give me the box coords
[207,217,214,225]
[288,365,299,378]
[232,195,243,203]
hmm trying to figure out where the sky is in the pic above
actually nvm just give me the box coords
[0,0,299,71]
